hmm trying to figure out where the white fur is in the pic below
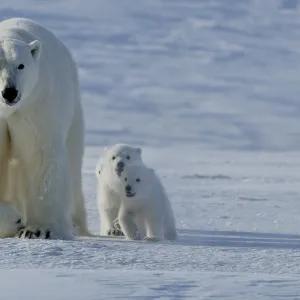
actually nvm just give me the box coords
[96,143,143,235]
[113,163,177,241]
[0,18,89,239]
[0,202,21,238]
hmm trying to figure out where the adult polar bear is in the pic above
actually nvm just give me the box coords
[0,18,89,239]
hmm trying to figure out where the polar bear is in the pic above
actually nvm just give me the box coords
[0,18,89,239]
[115,163,177,241]
[96,143,143,236]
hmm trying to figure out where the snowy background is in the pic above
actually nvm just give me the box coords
[1,0,300,299]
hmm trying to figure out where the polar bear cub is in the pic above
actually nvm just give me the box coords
[96,143,144,236]
[117,163,177,241]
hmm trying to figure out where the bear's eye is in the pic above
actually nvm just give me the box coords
[17,64,24,70]
[126,155,130,160]
[125,177,127,182]
[112,156,116,160]
[136,178,140,183]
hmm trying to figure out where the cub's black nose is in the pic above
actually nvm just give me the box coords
[2,87,18,104]
[125,185,132,192]
[117,161,125,169]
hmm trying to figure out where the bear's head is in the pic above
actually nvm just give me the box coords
[99,143,143,178]
[0,39,41,117]
[120,164,154,199]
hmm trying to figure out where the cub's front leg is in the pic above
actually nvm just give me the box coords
[102,208,124,237]
[118,208,138,240]
[143,210,164,242]
[98,186,124,236]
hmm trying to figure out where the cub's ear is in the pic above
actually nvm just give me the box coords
[149,168,155,174]
[95,166,101,177]
[29,40,42,61]
[135,147,142,156]
[95,160,103,177]
[103,146,108,155]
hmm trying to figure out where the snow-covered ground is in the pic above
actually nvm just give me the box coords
[1,0,300,299]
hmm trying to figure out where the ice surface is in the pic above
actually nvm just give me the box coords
[1,0,300,299]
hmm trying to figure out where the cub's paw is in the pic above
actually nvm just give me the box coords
[144,236,160,242]
[113,218,121,230]
[17,226,51,239]
[125,236,139,241]
[164,232,177,241]
[107,228,124,237]
[125,233,140,240]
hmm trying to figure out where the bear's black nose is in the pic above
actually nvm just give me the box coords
[2,87,18,104]
[125,185,132,192]
[117,161,125,169]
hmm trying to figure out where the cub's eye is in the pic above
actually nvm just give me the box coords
[17,64,24,70]
[112,156,116,160]
[125,177,127,182]
[126,156,130,160]
[136,178,140,183]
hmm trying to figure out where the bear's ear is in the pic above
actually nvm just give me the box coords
[135,147,142,156]
[29,40,42,61]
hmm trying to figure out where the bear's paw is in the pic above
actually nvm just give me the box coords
[107,228,124,237]
[144,236,160,242]
[17,226,51,239]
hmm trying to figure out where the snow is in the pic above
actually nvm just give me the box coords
[1,0,300,298]
[3,269,300,300]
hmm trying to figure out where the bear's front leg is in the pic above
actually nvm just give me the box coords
[0,202,22,238]
[17,149,73,240]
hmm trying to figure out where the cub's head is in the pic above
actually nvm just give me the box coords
[102,144,143,177]
[0,39,42,117]
[120,164,153,199]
